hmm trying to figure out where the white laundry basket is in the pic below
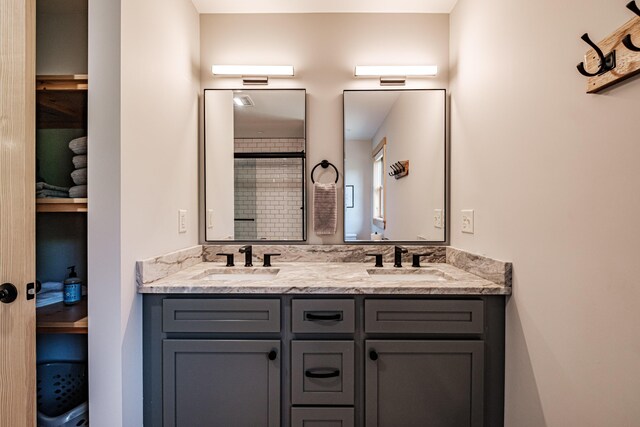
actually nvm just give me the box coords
[37,362,88,427]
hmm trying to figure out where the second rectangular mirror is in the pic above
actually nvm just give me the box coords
[343,89,446,243]
[204,89,306,242]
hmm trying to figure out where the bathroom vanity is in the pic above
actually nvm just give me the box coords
[139,245,511,427]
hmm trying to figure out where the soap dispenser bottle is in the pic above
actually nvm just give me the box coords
[63,266,82,305]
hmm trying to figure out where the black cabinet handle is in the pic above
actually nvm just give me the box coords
[0,283,18,304]
[304,312,342,321]
[304,368,340,378]
[268,350,277,361]
[369,350,379,361]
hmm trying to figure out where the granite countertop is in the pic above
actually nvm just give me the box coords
[137,261,511,295]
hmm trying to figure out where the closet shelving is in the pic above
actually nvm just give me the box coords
[35,74,88,331]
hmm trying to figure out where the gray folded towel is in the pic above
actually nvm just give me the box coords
[71,168,87,185]
[36,189,69,198]
[41,281,64,292]
[72,155,87,169]
[69,136,87,154]
[36,182,69,192]
[313,183,337,235]
[69,185,87,198]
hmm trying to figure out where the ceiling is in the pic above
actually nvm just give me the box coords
[344,91,400,141]
[234,90,306,138]
[192,0,458,14]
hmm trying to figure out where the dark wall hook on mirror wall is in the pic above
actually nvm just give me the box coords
[623,1,640,52]
[577,33,617,77]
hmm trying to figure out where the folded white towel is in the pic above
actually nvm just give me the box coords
[69,185,87,198]
[69,136,87,154]
[41,281,64,293]
[71,168,87,185]
[36,189,69,198]
[36,291,63,308]
[72,155,87,169]
[313,183,337,235]
[36,182,69,192]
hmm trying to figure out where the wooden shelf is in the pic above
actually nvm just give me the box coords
[36,198,87,213]
[36,75,88,129]
[36,74,88,91]
[37,298,87,334]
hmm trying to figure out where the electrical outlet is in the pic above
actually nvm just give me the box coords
[178,210,187,233]
[434,209,443,229]
[461,210,474,234]
[207,209,214,229]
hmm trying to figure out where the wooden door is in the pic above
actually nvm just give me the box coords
[0,0,36,426]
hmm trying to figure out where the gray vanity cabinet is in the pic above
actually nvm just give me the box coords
[144,295,505,427]
[364,340,484,427]
[163,339,280,427]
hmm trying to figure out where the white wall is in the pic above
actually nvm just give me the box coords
[450,0,640,425]
[204,90,235,240]
[88,0,200,425]
[344,139,372,240]
[36,0,87,74]
[371,91,445,241]
[200,13,450,243]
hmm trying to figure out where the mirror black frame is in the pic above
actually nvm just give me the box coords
[202,88,307,243]
[342,89,448,245]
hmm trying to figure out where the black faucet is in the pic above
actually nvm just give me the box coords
[394,245,408,268]
[239,245,253,267]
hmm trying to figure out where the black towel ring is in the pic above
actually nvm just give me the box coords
[311,160,339,184]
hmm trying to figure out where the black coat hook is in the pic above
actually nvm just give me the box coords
[577,33,617,77]
[623,1,640,52]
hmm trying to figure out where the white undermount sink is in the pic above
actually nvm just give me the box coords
[366,268,450,282]
[194,268,279,281]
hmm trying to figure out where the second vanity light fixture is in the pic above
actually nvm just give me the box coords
[211,65,295,85]
[354,65,438,86]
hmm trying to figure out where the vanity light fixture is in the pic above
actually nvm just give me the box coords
[211,65,295,85]
[354,65,438,86]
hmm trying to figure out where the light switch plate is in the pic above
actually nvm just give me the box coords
[434,209,443,229]
[461,210,474,234]
[206,209,214,229]
[178,209,187,233]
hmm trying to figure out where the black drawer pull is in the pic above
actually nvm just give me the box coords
[369,350,379,361]
[304,368,341,379]
[304,312,342,321]
[268,350,278,360]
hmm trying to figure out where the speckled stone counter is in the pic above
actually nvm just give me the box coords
[137,246,512,295]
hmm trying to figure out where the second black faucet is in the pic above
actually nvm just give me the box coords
[239,245,253,267]
[394,245,408,268]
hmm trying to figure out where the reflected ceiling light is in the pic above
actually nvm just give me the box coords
[354,65,438,86]
[212,65,294,85]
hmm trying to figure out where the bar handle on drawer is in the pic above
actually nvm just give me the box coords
[304,312,342,321]
[369,350,379,361]
[268,350,278,361]
[304,368,341,378]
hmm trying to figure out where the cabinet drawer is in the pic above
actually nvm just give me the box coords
[162,299,280,333]
[364,299,484,334]
[291,408,354,427]
[291,341,355,405]
[292,299,355,333]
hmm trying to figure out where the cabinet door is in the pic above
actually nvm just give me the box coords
[163,340,280,427]
[365,340,484,427]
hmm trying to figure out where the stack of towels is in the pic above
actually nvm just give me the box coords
[69,136,87,198]
[36,282,64,308]
[36,182,69,198]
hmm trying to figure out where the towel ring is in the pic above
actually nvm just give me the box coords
[311,160,339,184]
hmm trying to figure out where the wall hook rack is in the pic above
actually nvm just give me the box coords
[577,33,616,77]
[577,1,640,93]
[388,161,409,180]
[623,1,640,52]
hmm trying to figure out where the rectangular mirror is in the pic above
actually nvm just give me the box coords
[204,89,306,241]
[343,89,446,243]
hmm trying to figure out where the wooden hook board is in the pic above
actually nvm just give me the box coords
[584,16,640,93]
